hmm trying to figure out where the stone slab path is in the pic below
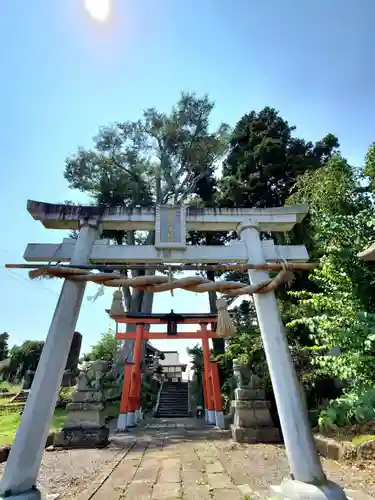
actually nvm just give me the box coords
[71,419,375,500]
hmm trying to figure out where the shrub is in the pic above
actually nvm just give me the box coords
[318,387,375,432]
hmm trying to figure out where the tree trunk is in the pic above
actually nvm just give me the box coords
[206,270,226,386]
[117,232,155,370]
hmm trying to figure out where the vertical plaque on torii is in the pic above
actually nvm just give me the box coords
[155,204,186,250]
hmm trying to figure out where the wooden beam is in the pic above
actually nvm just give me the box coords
[112,316,217,325]
[116,331,219,340]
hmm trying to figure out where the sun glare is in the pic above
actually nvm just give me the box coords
[84,0,110,22]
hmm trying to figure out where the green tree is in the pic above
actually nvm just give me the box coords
[65,92,229,370]
[187,344,204,407]
[364,141,375,190]
[83,330,118,363]
[287,155,375,389]
[221,107,338,208]
[7,340,44,381]
[0,332,9,361]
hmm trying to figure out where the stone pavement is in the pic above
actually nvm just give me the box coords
[74,418,375,500]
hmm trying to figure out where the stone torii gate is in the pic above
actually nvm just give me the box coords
[0,201,346,500]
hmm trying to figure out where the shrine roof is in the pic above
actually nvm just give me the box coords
[27,200,308,232]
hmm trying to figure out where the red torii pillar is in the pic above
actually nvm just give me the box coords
[201,323,216,424]
[210,361,225,428]
[117,324,143,431]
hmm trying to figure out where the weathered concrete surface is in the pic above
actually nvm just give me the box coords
[71,418,375,500]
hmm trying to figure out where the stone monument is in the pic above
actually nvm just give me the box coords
[62,331,83,387]
[22,370,35,390]
[230,358,280,443]
[54,360,110,448]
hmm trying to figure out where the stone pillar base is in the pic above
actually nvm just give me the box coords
[126,412,136,427]
[207,410,215,424]
[230,424,280,443]
[53,425,109,449]
[270,479,347,500]
[0,489,59,499]
[116,413,127,432]
[215,411,225,429]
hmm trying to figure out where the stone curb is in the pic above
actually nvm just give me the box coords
[0,432,55,463]
[314,433,367,461]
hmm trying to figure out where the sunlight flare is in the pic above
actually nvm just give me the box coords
[84,0,111,22]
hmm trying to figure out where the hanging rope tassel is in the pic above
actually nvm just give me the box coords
[216,298,236,338]
[168,266,174,297]
[110,289,125,316]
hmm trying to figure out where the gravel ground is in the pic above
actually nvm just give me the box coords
[0,445,124,499]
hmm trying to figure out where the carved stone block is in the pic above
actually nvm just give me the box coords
[234,388,265,400]
[231,425,280,444]
[54,425,109,449]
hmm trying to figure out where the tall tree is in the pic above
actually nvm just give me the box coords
[83,330,118,363]
[219,107,339,346]
[64,92,229,365]
[7,340,44,382]
[0,332,9,361]
[221,107,339,208]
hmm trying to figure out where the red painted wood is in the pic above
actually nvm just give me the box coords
[116,331,219,340]
[112,316,217,325]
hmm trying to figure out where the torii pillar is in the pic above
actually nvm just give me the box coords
[238,220,346,500]
[0,218,100,499]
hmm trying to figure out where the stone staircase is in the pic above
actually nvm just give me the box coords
[155,382,190,418]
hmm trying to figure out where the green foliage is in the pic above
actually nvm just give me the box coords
[0,332,9,361]
[221,106,338,208]
[140,374,160,415]
[83,330,118,363]
[64,92,229,211]
[318,388,375,432]
[6,340,44,382]
[287,210,375,385]
[187,344,204,406]
[364,142,375,189]
[0,408,67,445]
[57,386,76,408]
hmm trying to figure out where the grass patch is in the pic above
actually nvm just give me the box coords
[0,408,67,446]
[0,382,22,393]
[352,434,375,446]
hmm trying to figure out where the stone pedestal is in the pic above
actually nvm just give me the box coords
[54,361,109,449]
[230,387,280,443]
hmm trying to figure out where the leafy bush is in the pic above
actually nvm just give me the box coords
[56,386,75,408]
[140,374,160,415]
[318,387,375,432]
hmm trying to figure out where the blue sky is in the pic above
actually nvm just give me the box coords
[0,0,374,364]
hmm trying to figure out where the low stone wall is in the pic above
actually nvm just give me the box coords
[314,433,375,461]
[0,433,55,463]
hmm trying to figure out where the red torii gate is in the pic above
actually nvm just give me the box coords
[113,311,224,429]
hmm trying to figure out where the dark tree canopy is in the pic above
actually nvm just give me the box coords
[0,332,9,362]
[221,107,339,208]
